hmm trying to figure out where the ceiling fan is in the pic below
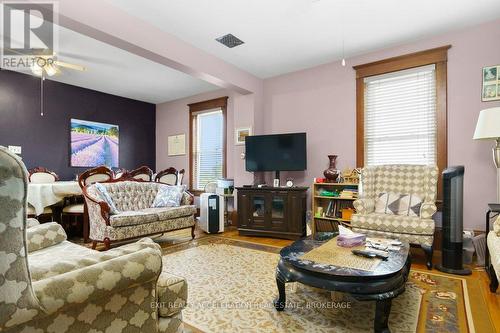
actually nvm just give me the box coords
[2,46,86,76]
[30,54,86,77]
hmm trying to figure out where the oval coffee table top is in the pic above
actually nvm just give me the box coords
[279,232,410,279]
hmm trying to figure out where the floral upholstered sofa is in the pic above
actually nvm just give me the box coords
[0,146,188,333]
[83,180,196,249]
[487,216,500,292]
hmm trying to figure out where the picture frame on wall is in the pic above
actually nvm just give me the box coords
[70,119,119,168]
[235,127,252,145]
[168,133,186,156]
[482,65,500,102]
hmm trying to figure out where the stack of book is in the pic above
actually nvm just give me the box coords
[339,187,359,198]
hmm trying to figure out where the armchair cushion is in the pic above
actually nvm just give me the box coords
[157,272,188,317]
[351,213,435,236]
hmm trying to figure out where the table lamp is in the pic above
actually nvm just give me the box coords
[473,107,500,202]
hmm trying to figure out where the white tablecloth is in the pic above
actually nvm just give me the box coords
[27,181,82,215]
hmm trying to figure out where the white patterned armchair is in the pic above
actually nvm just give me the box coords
[0,146,187,333]
[352,165,439,269]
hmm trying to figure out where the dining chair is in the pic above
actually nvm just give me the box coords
[155,167,178,185]
[28,166,59,183]
[129,165,153,181]
[27,167,59,220]
[63,166,114,242]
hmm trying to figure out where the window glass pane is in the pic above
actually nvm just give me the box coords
[193,109,223,190]
[364,65,437,166]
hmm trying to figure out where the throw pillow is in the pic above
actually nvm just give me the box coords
[399,194,423,217]
[93,183,119,215]
[152,184,185,208]
[374,192,423,216]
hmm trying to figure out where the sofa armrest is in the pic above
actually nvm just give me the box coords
[420,202,437,219]
[27,222,67,253]
[32,245,162,316]
[157,272,188,318]
[353,198,375,214]
[83,189,111,226]
[100,238,162,259]
[181,190,194,205]
[27,218,40,228]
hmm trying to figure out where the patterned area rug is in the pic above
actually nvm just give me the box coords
[161,237,493,333]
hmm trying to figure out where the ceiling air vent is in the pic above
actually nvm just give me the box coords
[215,34,244,48]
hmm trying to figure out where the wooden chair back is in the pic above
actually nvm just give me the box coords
[129,166,153,181]
[78,166,114,188]
[28,167,59,183]
[155,167,178,185]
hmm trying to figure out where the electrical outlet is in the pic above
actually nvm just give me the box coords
[8,145,22,154]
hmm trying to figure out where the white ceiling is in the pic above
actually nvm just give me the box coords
[109,0,500,78]
[5,24,218,104]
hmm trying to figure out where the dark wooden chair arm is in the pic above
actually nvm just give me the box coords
[82,186,111,225]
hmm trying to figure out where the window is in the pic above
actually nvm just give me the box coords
[354,46,449,198]
[364,65,437,165]
[188,97,227,191]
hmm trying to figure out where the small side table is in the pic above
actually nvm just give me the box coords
[485,203,500,292]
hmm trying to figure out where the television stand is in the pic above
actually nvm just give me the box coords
[236,186,308,240]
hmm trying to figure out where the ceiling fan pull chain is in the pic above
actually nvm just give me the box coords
[40,75,44,117]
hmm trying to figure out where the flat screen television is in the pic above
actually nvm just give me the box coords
[245,133,307,174]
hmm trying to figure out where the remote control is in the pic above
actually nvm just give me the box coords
[352,250,376,259]
[352,249,389,260]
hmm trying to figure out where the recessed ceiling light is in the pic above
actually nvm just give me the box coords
[215,34,244,48]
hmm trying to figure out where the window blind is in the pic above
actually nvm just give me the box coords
[192,108,224,190]
[364,64,437,166]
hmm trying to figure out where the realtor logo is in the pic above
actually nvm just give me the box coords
[1,1,58,70]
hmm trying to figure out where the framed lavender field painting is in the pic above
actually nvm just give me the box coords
[70,119,119,167]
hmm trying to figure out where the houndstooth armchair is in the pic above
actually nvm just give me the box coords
[0,146,187,333]
[352,165,439,269]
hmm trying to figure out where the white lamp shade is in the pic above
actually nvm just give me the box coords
[473,107,500,140]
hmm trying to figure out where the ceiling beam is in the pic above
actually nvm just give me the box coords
[27,0,262,95]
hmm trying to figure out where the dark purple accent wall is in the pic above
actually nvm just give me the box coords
[0,69,156,180]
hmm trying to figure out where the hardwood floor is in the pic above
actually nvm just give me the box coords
[157,225,500,332]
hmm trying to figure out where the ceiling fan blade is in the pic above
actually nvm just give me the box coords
[53,61,86,71]
[56,51,120,66]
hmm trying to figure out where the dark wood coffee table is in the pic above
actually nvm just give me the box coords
[274,233,411,333]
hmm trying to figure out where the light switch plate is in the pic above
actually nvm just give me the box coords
[8,145,22,154]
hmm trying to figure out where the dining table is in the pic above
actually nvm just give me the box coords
[27,181,82,216]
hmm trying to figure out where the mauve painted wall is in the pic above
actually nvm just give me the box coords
[0,70,156,180]
[263,19,500,230]
[156,89,260,189]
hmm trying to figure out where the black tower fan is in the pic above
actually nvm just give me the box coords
[436,166,471,275]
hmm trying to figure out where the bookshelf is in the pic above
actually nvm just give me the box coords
[312,182,359,234]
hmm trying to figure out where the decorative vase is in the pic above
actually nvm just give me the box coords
[323,155,339,183]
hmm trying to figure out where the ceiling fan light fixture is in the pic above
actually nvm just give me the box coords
[44,63,57,76]
[31,63,43,76]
